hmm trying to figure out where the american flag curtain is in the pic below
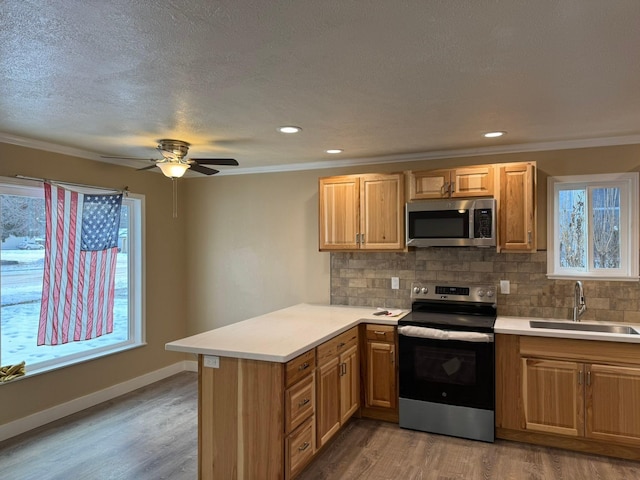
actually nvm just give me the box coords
[38,183,123,346]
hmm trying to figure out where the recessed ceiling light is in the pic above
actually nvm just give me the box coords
[483,131,506,138]
[326,149,343,154]
[278,126,302,134]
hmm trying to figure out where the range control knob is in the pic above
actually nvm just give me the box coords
[413,286,421,294]
[421,287,429,294]
[477,289,485,297]
[486,289,495,298]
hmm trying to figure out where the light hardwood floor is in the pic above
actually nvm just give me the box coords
[2,372,639,479]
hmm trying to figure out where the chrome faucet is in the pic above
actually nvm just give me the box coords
[573,281,586,321]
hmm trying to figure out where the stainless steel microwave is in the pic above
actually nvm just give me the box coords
[406,198,496,247]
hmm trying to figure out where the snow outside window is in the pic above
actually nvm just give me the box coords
[0,177,145,377]
[547,173,639,280]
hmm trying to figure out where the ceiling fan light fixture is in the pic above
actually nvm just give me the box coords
[157,162,190,178]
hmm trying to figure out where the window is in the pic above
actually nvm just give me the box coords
[0,177,145,376]
[547,173,639,280]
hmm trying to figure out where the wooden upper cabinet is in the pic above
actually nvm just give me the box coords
[319,173,404,251]
[498,162,536,252]
[319,175,359,250]
[408,166,494,200]
[360,174,404,250]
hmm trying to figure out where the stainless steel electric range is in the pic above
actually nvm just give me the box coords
[398,282,497,443]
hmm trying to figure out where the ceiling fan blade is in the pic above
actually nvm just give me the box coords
[189,163,220,175]
[101,155,157,161]
[137,164,158,171]
[190,158,239,166]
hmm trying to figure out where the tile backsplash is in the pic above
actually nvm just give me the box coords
[330,249,640,323]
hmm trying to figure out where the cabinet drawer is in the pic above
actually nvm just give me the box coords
[285,373,315,433]
[365,324,395,342]
[317,327,359,365]
[286,349,316,388]
[286,417,315,479]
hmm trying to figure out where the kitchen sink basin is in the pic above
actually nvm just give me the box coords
[529,321,639,335]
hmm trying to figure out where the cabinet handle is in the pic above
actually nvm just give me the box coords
[441,182,447,196]
[355,233,360,244]
[298,362,309,371]
[298,398,310,407]
[528,231,532,244]
[361,234,365,244]
[578,370,583,385]
[337,342,345,349]
[450,181,455,195]
[587,371,591,386]
[339,362,346,376]
[298,442,310,452]
[374,331,387,336]
[390,347,395,364]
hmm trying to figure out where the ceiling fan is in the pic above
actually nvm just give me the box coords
[101,139,239,178]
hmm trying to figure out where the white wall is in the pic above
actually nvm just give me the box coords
[185,170,331,333]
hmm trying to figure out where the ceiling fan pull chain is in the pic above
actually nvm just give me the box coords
[172,177,178,218]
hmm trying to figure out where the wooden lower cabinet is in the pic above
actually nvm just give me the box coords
[361,324,398,422]
[316,327,360,449]
[587,363,640,445]
[316,356,341,446]
[286,417,316,479]
[522,358,584,436]
[198,327,365,479]
[497,334,640,460]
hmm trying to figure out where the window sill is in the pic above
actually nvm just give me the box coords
[546,274,640,282]
[0,342,147,385]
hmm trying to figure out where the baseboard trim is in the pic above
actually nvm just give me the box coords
[0,360,197,442]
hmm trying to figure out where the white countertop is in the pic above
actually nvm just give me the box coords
[165,303,409,363]
[496,316,640,344]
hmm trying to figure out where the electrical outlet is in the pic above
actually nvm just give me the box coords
[391,277,400,290]
[500,280,510,294]
[204,355,220,368]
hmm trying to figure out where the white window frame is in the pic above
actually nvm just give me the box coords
[547,172,639,281]
[0,176,146,377]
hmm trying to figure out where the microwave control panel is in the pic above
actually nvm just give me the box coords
[474,208,493,239]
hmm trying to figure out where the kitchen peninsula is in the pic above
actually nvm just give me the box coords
[165,303,407,480]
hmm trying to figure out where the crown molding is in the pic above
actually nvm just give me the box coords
[2,131,640,177]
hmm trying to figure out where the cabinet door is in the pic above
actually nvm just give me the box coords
[339,344,360,423]
[408,169,451,200]
[360,173,404,250]
[522,358,584,436]
[451,166,494,198]
[316,356,341,448]
[586,364,640,446]
[365,340,396,409]
[319,176,359,250]
[499,163,536,251]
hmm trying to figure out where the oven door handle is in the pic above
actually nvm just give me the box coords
[398,325,494,343]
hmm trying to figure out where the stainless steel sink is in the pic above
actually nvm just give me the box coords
[529,321,640,335]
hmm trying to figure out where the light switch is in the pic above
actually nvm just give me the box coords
[500,280,510,294]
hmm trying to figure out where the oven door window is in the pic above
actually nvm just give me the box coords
[399,335,494,410]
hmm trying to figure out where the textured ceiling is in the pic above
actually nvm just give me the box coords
[2,1,640,175]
